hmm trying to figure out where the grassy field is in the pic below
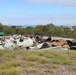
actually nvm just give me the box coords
[0,50,76,75]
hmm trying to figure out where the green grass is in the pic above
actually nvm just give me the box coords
[5,60,21,68]
[0,68,21,75]
[22,54,48,63]
[0,50,76,75]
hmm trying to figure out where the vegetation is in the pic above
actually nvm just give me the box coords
[0,50,76,75]
[0,23,76,38]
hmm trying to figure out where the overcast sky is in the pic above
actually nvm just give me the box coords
[0,0,76,26]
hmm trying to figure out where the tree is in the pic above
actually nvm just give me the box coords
[0,23,4,31]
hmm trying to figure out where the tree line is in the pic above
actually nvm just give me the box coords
[0,23,76,38]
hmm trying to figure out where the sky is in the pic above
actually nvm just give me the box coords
[0,0,76,26]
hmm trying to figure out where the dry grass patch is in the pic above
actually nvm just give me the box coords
[24,67,37,73]
[44,64,59,69]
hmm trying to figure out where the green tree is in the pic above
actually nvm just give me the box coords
[0,23,4,31]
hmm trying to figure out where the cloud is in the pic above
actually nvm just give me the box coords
[0,14,76,26]
[27,0,76,7]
